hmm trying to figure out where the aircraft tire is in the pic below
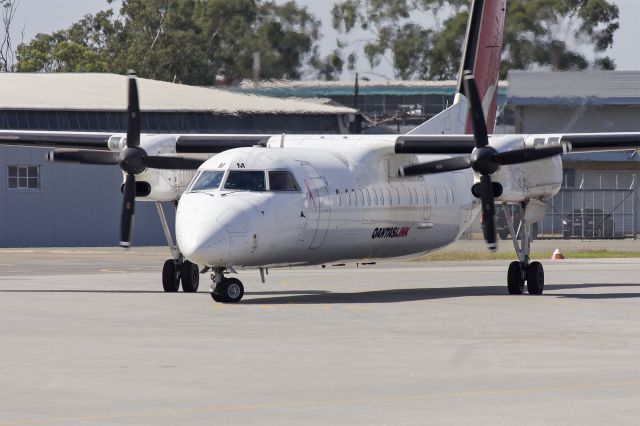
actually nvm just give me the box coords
[212,278,244,303]
[507,261,524,295]
[181,261,199,293]
[526,261,544,295]
[162,259,180,292]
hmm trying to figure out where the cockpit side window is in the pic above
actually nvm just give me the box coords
[224,170,266,191]
[189,171,225,192]
[268,171,300,191]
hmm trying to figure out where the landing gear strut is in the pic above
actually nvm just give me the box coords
[157,202,200,293]
[503,202,544,295]
[210,268,244,303]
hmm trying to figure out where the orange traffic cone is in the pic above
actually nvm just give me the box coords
[551,248,564,260]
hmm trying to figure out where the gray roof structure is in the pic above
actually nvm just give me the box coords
[0,73,356,115]
[507,70,640,106]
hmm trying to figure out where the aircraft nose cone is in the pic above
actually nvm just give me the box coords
[178,226,230,266]
[175,193,247,266]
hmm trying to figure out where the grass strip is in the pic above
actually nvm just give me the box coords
[415,250,640,261]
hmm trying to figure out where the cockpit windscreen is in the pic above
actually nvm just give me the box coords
[190,171,225,191]
[223,171,266,191]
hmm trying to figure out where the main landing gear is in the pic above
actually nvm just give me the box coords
[503,202,544,295]
[157,202,200,293]
[209,268,244,303]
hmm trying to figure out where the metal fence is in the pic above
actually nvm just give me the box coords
[539,176,638,239]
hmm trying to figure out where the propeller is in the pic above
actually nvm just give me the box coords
[47,70,203,248]
[115,72,202,246]
[401,71,571,251]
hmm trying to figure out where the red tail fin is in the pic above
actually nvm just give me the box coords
[458,0,506,134]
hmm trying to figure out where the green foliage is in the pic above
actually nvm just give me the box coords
[331,0,620,80]
[15,0,324,84]
[13,0,621,82]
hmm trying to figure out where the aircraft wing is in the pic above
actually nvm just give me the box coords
[0,130,113,150]
[394,132,640,154]
[0,130,272,153]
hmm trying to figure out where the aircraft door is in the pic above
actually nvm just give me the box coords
[300,163,331,249]
[420,177,431,220]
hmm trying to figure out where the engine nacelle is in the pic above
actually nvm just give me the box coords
[115,133,207,202]
[486,135,564,203]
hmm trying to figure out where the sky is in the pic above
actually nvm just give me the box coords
[5,0,640,80]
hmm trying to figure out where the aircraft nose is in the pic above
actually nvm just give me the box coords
[178,225,230,266]
[175,193,248,266]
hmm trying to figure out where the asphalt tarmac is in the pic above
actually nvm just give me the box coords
[1,247,639,425]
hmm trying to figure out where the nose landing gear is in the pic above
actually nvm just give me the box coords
[209,268,244,303]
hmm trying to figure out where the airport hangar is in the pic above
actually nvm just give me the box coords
[0,73,357,247]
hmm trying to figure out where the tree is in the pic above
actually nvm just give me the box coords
[15,0,326,84]
[16,10,119,72]
[331,0,620,80]
[0,0,21,71]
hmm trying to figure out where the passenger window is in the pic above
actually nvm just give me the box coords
[336,189,341,206]
[190,170,225,191]
[352,189,357,206]
[365,188,371,205]
[345,189,351,206]
[268,171,300,191]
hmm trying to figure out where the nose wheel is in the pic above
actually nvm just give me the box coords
[210,269,244,303]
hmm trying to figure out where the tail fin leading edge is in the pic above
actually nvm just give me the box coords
[408,0,506,136]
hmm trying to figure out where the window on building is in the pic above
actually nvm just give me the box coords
[8,165,40,190]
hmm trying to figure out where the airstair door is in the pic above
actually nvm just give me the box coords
[300,163,331,249]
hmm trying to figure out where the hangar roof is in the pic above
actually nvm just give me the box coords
[237,79,508,97]
[507,71,640,106]
[0,73,356,115]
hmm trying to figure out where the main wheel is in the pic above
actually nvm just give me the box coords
[212,278,244,303]
[526,261,544,295]
[181,261,199,293]
[162,259,180,292]
[507,261,524,294]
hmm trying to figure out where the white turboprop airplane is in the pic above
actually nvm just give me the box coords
[1,0,639,303]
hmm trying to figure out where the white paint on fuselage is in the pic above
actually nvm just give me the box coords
[176,138,480,269]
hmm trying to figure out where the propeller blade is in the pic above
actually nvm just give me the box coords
[120,173,135,248]
[493,144,570,165]
[143,156,204,170]
[401,156,471,176]
[126,71,141,149]
[47,149,118,165]
[479,174,497,252]
[462,71,489,148]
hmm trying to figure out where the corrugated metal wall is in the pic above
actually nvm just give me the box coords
[0,146,175,247]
